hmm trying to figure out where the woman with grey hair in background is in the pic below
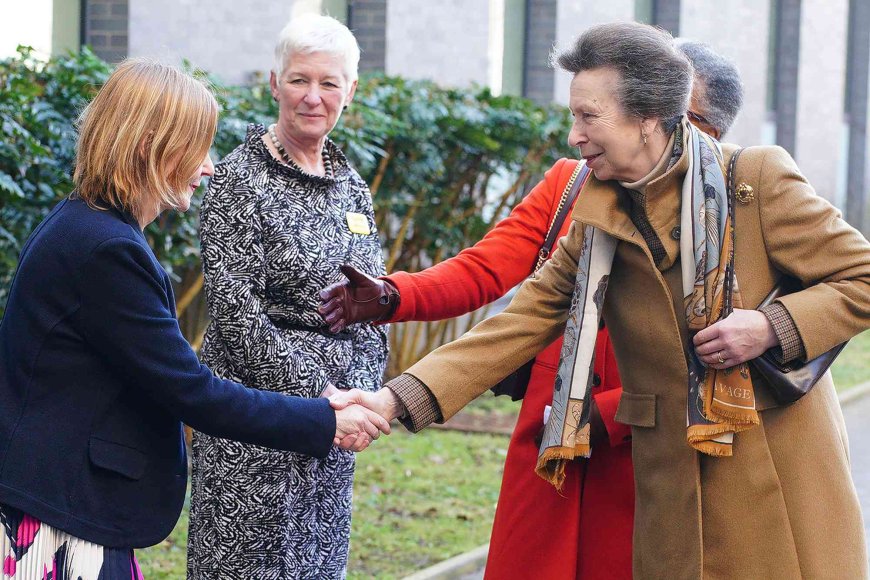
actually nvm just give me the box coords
[332,21,870,578]
[186,13,388,579]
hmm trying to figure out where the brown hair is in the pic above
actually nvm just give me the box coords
[73,58,218,222]
[555,22,692,134]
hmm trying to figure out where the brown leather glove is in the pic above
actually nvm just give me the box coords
[318,264,400,333]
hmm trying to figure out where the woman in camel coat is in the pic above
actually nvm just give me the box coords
[333,22,870,579]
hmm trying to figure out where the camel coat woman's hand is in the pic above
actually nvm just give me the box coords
[693,309,779,369]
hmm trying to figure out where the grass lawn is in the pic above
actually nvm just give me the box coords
[138,429,510,579]
[347,429,508,579]
[831,329,870,391]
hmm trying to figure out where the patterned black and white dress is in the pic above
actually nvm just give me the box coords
[187,124,388,579]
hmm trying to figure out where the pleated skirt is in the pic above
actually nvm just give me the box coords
[0,503,143,580]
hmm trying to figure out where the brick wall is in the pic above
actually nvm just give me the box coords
[348,0,386,71]
[553,0,635,105]
[84,0,128,63]
[523,0,557,104]
[128,0,299,85]
[385,0,490,87]
[794,0,846,200]
[680,0,771,146]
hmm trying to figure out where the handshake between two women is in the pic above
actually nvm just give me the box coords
[328,385,404,452]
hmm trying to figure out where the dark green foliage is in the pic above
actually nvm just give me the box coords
[0,46,111,302]
[0,48,572,322]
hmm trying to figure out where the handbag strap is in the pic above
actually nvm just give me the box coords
[726,147,744,202]
[533,162,591,273]
[726,146,788,309]
[722,147,744,316]
[726,146,792,312]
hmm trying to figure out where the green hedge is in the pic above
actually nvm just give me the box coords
[0,47,111,298]
[0,48,572,364]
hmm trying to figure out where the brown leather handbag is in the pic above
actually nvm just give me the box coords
[728,148,849,404]
[490,162,591,400]
[750,277,849,404]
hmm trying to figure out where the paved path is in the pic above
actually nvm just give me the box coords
[844,394,870,543]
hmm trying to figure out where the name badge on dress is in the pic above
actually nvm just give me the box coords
[346,212,371,235]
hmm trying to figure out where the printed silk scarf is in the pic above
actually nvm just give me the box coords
[536,120,760,489]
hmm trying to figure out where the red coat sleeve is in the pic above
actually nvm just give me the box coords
[384,158,577,322]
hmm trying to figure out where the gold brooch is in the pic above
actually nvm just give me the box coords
[735,183,754,204]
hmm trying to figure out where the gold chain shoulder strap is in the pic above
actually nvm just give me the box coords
[534,162,586,273]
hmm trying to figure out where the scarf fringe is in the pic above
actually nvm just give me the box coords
[535,444,590,490]
[689,440,734,457]
[687,424,736,457]
[687,423,732,442]
[706,404,759,427]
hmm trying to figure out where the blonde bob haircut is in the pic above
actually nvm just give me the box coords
[74,58,218,223]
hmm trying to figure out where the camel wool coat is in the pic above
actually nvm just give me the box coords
[401,143,870,579]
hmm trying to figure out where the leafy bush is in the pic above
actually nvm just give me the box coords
[0,46,111,297]
[0,48,572,371]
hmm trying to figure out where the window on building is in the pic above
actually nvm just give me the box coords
[500,0,525,96]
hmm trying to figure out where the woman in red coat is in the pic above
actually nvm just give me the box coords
[319,158,633,579]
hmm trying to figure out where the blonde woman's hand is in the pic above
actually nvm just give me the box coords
[333,403,391,452]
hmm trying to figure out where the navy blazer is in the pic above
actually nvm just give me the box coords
[0,197,336,548]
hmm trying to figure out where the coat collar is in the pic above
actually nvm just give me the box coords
[571,175,636,241]
[104,203,147,242]
[572,133,690,270]
[636,139,689,270]
[68,193,146,241]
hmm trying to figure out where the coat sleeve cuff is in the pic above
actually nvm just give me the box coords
[288,396,337,459]
[380,273,412,323]
[760,302,806,363]
[593,388,631,447]
[385,374,442,433]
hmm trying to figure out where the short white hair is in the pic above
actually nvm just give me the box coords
[273,14,361,83]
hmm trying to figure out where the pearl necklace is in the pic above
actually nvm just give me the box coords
[268,124,332,178]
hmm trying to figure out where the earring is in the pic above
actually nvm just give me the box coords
[343,105,348,111]
[642,132,648,145]
[273,95,278,102]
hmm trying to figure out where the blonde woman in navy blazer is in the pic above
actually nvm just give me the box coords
[0,59,388,579]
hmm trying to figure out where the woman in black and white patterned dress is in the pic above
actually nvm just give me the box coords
[187,14,388,579]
